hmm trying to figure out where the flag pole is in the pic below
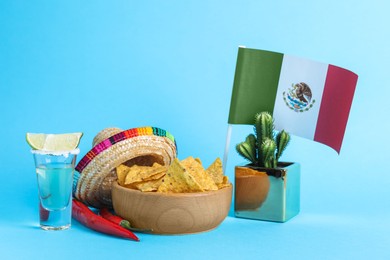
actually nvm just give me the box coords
[222,124,233,174]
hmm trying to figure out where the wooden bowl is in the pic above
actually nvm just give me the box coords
[112,182,232,234]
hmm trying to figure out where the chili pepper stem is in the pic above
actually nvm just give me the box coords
[100,207,153,233]
[119,220,133,230]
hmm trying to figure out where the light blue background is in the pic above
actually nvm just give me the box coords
[1,0,389,259]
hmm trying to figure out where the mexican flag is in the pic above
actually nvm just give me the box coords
[228,47,358,153]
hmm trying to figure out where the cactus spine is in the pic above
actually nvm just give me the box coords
[236,112,290,168]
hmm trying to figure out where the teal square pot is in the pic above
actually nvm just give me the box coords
[234,162,300,222]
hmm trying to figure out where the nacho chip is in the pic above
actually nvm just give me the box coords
[205,157,224,185]
[124,163,167,185]
[217,176,231,189]
[118,156,230,193]
[142,170,166,182]
[181,157,218,191]
[195,157,202,166]
[157,158,203,193]
[133,176,164,192]
[116,164,130,186]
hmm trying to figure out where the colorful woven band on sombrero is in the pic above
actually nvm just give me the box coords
[75,126,176,173]
[73,126,177,208]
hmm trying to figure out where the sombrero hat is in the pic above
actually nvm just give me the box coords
[73,126,177,208]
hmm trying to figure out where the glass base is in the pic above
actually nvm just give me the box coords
[39,201,71,231]
[40,223,71,231]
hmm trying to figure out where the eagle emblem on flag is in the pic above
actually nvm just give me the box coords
[283,82,316,112]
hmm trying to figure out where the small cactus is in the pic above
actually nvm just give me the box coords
[236,112,290,168]
[275,130,290,161]
[236,134,257,163]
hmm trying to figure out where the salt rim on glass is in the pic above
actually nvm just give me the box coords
[30,148,80,157]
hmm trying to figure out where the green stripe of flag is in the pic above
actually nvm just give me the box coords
[228,48,284,125]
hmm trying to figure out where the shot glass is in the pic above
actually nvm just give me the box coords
[31,149,79,230]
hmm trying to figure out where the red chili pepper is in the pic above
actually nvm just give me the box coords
[39,202,49,221]
[99,208,152,233]
[99,208,132,229]
[72,199,139,241]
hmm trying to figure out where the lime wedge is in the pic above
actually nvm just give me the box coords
[26,132,83,151]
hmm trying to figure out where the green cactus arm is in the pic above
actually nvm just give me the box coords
[265,157,277,168]
[272,157,277,168]
[245,134,257,162]
[246,134,256,149]
[254,112,274,145]
[260,138,276,168]
[236,142,257,164]
[276,130,290,161]
[254,112,274,167]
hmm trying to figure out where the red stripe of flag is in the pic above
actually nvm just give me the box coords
[314,65,358,153]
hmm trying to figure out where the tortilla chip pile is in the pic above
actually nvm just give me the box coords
[116,157,230,193]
